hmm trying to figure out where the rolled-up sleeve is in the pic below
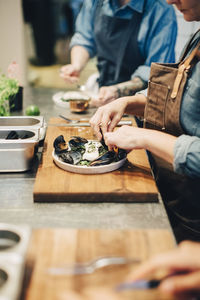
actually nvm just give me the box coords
[132,3,177,82]
[70,0,97,58]
[132,65,150,83]
[174,135,200,178]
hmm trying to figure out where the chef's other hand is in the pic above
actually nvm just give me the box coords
[104,125,146,151]
[90,86,119,107]
[90,98,127,140]
[126,241,200,299]
[60,64,80,84]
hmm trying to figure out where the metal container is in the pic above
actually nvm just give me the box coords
[0,128,39,172]
[0,223,31,300]
[0,116,47,141]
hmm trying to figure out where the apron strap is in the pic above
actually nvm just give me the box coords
[171,39,200,99]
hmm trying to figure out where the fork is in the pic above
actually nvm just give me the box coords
[59,114,88,124]
[47,256,140,275]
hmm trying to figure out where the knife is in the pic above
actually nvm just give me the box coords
[115,271,189,291]
[50,120,133,127]
[115,279,161,291]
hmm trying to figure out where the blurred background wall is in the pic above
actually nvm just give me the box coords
[175,8,199,59]
[0,0,27,86]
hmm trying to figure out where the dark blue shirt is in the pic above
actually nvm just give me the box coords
[70,0,177,82]
[174,59,200,178]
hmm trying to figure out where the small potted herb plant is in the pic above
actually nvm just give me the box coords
[0,62,22,116]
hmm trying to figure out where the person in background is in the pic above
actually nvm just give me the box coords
[128,241,200,299]
[23,0,82,66]
[58,0,84,39]
[69,0,83,29]
[60,0,177,107]
[22,0,56,66]
[90,0,200,242]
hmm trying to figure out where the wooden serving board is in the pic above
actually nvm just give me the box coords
[33,119,159,202]
[23,229,175,300]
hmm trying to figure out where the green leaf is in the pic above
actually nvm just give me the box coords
[0,72,19,116]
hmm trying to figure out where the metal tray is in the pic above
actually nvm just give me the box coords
[0,128,39,172]
[0,116,47,141]
[0,223,31,300]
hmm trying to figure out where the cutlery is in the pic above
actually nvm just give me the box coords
[59,114,88,123]
[116,271,189,291]
[58,115,132,127]
[99,127,107,148]
[116,279,161,291]
[47,256,140,276]
[51,121,132,127]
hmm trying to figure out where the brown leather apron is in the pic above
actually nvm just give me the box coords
[144,30,200,242]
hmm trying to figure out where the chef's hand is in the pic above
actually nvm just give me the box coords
[126,241,200,299]
[90,97,128,140]
[60,64,80,84]
[90,86,119,107]
[104,126,146,151]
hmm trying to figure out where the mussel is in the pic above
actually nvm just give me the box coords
[5,131,31,140]
[53,135,127,167]
[117,148,127,160]
[68,136,88,151]
[89,151,117,166]
[89,147,126,167]
[6,130,19,140]
[53,135,88,164]
[53,135,67,154]
[59,150,82,165]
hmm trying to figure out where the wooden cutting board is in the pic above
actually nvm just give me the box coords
[33,119,159,202]
[23,229,175,300]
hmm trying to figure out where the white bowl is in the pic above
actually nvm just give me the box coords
[52,150,127,174]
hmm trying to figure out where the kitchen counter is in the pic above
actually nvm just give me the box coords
[0,87,173,233]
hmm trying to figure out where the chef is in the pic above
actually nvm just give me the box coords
[60,0,177,107]
[90,0,200,242]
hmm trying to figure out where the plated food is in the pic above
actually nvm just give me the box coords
[52,135,127,174]
[52,91,90,112]
[69,99,89,113]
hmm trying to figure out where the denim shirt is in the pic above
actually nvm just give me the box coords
[174,60,200,178]
[70,0,177,82]
[139,59,200,178]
